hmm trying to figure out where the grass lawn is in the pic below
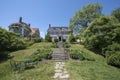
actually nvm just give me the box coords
[0,42,120,80]
[0,42,54,80]
[66,43,120,80]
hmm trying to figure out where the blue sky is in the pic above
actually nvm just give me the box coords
[0,0,120,38]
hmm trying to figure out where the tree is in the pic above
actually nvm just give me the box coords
[69,33,75,43]
[45,33,51,42]
[0,27,27,61]
[111,8,120,22]
[0,27,27,51]
[84,16,120,54]
[69,3,102,34]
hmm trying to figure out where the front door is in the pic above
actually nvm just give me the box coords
[59,36,61,41]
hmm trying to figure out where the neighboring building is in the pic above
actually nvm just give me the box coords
[9,17,31,39]
[47,24,69,42]
[31,28,40,39]
[8,17,40,39]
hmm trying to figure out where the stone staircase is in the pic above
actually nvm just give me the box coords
[52,49,69,61]
[52,42,69,61]
[58,41,63,48]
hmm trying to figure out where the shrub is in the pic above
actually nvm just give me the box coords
[103,43,120,57]
[32,38,41,43]
[107,52,120,68]
[64,48,70,52]
[69,34,76,43]
[70,53,79,59]
[33,49,40,55]
[69,50,85,60]
[40,49,52,59]
[54,39,58,42]
[62,39,66,42]
[63,42,70,48]
[51,42,58,48]
[26,49,53,62]
[82,52,95,61]
[0,27,27,51]
[69,49,95,61]
[44,53,52,59]
[29,55,41,62]
[7,38,27,51]
[102,43,120,67]
[0,51,10,62]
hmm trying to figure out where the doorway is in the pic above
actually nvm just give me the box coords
[59,36,62,41]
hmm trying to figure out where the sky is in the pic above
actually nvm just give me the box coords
[0,0,120,38]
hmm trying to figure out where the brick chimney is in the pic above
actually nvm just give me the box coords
[28,24,30,27]
[49,24,51,28]
[19,17,22,23]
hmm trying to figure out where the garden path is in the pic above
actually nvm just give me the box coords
[53,62,70,79]
[52,42,70,79]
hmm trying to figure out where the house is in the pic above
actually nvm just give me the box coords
[8,17,40,39]
[31,28,40,39]
[8,17,31,39]
[47,24,69,42]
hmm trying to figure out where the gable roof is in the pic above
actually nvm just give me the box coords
[31,28,39,35]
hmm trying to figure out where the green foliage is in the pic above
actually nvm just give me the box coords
[69,3,102,33]
[25,40,34,46]
[54,39,58,42]
[8,39,27,51]
[0,52,10,62]
[111,7,120,22]
[76,28,86,44]
[32,38,41,43]
[27,49,41,62]
[1,42,120,80]
[63,42,71,48]
[51,42,58,48]
[62,39,66,42]
[69,50,85,60]
[82,51,95,61]
[69,49,95,61]
[83,16,120,68]
[84,16,120,54]
[0,27,27,51]
[33,49,40,55]
[44,52,52,59]
[41,49,52,59]
[28,55,41,62]
[102,43,120,67]
[27,49,52,61]
[103,43,120,57]
[69,34,75,43]
[45,33,52,42]
[107,52,120,68]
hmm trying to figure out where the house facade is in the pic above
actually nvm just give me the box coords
[8,17,40,39]
[47,24,69,42]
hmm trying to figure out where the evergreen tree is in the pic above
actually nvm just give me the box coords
[45,33,51,42]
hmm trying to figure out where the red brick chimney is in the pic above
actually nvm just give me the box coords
[19,17,22,23]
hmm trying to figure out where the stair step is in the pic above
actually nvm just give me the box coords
[52,42,69,61]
